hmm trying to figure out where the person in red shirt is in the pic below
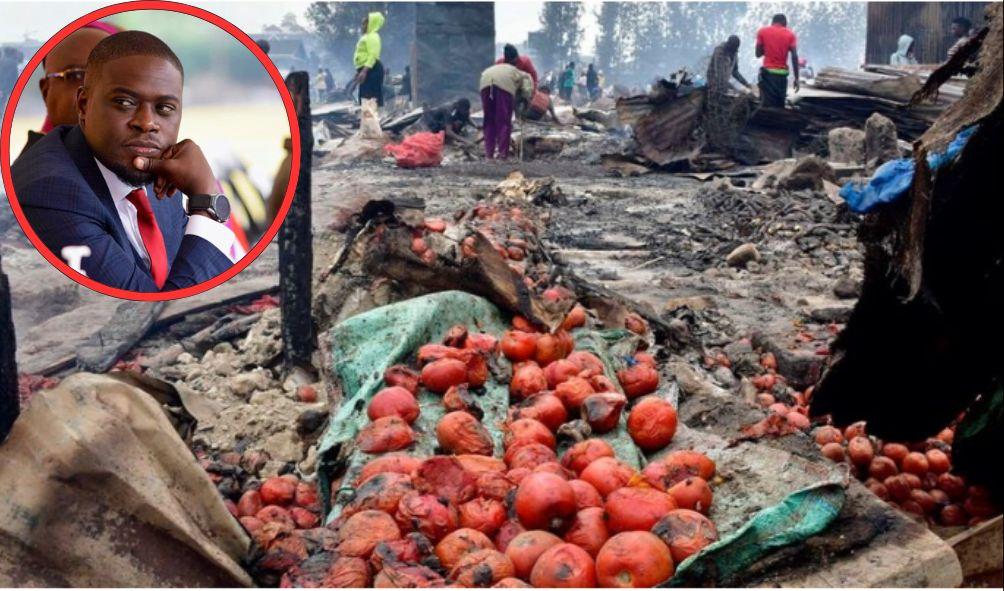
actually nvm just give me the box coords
[496,44,538,90]
[755,14,799,108]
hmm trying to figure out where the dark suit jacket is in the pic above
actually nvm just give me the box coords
[10,125,231,292]
[22,130,44,155]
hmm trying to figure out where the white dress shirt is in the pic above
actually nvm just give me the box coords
[94,158,239,264]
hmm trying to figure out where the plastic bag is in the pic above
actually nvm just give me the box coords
[384,131,445,168]
[840,125,978,213]
[357,98,383,139]
[839,157,915,213]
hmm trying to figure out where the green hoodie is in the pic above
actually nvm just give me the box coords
[353,11,384,70]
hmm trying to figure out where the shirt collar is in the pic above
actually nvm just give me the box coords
[94,157,144,203]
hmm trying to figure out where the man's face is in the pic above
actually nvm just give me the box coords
[951,23,966,38]
[40,28,108,127]
[78,54,183,186]
[361,16,369,34]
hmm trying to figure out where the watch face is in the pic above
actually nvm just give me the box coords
[213,195,231,222]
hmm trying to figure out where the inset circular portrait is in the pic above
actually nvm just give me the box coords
[2,1,298,300]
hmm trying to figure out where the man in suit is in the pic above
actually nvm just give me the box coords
[11,31,236,293]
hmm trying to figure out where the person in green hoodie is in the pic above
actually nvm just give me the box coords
[347,11,385,106]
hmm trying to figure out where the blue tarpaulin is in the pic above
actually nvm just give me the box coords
[839,126,977,213]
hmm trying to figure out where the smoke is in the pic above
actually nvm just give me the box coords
[734,3,867,80]
[589,2,867,87]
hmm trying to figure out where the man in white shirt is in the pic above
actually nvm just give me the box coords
[94,158,238,269]
[12,31,237,292]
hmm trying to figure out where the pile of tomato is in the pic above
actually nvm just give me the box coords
[705,339,1000,528]
[262,304,722,588]
[230,474,322,534]
[812,422,998,527]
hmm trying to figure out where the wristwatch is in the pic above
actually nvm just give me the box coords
[187,193,231,223]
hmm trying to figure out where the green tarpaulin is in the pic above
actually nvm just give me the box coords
[318,291,846,584]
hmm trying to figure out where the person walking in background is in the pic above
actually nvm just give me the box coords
[496,44,538,90]
[479,60,533,160]
[559,62,575,101]
[586,63,600,101]
[890,34,918,66]
[755,13,799,108]
[347,11,385,106]
[947,17,972,59]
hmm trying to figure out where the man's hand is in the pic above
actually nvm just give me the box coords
[793,78,800,93]
[133,139,217,200]
[346,68,367,94]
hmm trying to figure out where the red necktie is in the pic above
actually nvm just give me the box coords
[126,188,168,289]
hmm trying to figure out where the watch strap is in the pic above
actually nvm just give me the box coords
[187,193,229,223]
[188,194,217,210]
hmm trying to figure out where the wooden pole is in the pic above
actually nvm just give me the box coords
[279,71,314,370]
[0,251,18,442]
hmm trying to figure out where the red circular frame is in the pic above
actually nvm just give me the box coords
[0,0,300,301]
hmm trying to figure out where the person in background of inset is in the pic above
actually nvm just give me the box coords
[20,21,117,154]
[586,64,600,101]
[479,60,533,160]
[890,34,918,66]
[346,11,385,107]
[496,44,538,90]
[947,17,972,60]
[559,62,575,102]
[755,13,799,108]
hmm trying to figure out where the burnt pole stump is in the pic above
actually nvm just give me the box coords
[0,251,18,442]
[279,71,314,371]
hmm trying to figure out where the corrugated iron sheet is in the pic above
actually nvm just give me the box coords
[617,90,705,166]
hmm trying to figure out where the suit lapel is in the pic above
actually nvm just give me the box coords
[62,127,134,248]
